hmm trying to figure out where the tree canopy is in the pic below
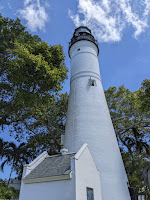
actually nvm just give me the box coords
[0,13,68,180]
[0,180,19,199]
[0,13,68,144]
[105,79,150,190]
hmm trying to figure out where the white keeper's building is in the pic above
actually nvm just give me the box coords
[19,26,131,200]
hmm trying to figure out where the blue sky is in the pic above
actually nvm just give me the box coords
[0,0,150,179]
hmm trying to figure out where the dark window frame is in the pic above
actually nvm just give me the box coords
[89,78,96,87]
[87,187,94,200]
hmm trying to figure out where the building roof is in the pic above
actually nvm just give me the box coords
[24,153,75,180]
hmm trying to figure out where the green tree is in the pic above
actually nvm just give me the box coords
[0,13,68,146]
[105,79,150,190]
[138,79,150,113]
[0,181,19,199]
[0,13,68,181]
[25,92,69,155]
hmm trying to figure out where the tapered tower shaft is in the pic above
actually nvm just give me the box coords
[64,27,130,200]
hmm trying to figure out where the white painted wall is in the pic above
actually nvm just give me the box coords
[19,178,75,200]
[64,39,131,200]
[19,154,76,200]
[75,144,102,200]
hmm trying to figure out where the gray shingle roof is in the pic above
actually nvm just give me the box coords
[24,153,75,180]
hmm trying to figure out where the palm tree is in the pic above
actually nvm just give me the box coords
[0,142,32,185]
[0,138,7,157]
[0,138,4,156]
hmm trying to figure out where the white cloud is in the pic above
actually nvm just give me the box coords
[19,0,48,32]
[69,0,150,42]
[119,0,147,38]
[144,0,150,17]
[24,0,32,5]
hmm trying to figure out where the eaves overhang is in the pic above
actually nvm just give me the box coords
[23,172,72,184]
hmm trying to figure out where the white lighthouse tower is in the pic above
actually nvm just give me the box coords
[64,27,131,200]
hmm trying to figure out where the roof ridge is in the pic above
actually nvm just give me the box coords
[47,152,76,158]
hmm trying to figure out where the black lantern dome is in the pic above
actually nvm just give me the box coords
[69,26,99,56]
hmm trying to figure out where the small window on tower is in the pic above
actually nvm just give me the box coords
[89,78,96,86]
[77,48,80,51]
[87,187,94,200]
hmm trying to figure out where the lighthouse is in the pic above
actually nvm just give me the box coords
[64,26,131,200]
[19,26,131,200]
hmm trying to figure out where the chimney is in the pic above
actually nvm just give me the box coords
[60,148,68,155]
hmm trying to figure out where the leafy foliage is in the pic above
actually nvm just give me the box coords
[0,181,19,199]
[105,79,150,189]
[25,92,69,155]
[0,141,34,181]
[0,13,68,143]
[0,13,68,181]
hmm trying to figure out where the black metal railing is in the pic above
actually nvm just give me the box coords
[69,32,99,50]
